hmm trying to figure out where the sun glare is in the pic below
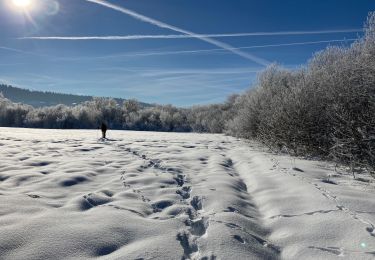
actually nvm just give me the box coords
[12,0,32,8]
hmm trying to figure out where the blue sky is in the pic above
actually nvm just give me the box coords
[0,0,374,106]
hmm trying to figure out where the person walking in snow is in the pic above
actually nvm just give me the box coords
[100,122,108,139]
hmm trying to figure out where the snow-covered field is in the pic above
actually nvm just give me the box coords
[0,128,375,260]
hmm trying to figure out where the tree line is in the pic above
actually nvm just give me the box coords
[0,94,235,133]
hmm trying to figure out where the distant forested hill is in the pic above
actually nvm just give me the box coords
[0,85,132,107]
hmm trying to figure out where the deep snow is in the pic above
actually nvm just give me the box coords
[0,128,374,259]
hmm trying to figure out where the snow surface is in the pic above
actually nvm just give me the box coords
[0,127,375,259]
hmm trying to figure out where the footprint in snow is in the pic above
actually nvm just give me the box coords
[233,235,246,244]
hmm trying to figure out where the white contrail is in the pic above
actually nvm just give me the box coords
[20,29,362,41]
[218,38,358,51]
[2,38,354,61]
[83,0,270,66]
[54,38,357,61]
[132,38,358,57]
[102,38,358,57]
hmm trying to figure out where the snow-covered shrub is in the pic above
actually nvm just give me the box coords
[0,95,31,127]
[229,12,375,173]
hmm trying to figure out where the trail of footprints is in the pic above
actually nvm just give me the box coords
[117,144,209,259]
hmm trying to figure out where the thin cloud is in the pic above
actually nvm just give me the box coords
[0,45,52,58]
[0,46,38,56]
[84,0,270,66]
[89,67,261,76]
[20,29,362,41]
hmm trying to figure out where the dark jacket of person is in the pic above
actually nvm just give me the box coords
[101,123,108,138]
[101,123,107,132]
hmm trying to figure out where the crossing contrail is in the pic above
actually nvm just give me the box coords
[5,38,355,61]
[50,38,357,61]
[83,0,270,66]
